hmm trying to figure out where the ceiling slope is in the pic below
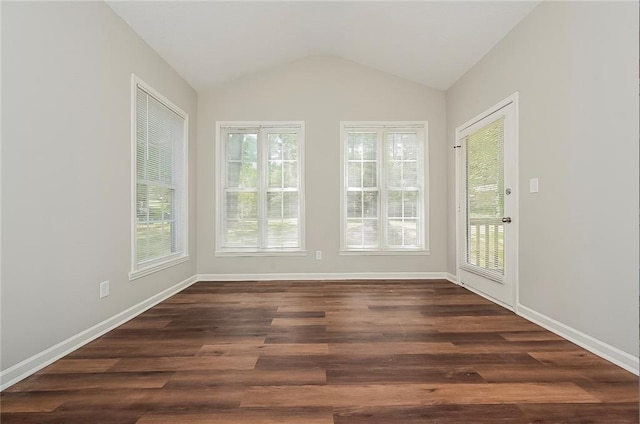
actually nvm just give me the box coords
[107,1,539,91]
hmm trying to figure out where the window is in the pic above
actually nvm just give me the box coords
[130,75,188,280]
[216,122,304,255]
[341,121,428,253]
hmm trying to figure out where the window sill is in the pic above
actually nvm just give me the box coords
[215,250,307,258]
[340,249,431,256]
[129,254,190,281]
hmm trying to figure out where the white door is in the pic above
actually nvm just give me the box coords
[456,95,518,309]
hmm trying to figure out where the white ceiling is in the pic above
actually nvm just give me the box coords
[107,1,540,92]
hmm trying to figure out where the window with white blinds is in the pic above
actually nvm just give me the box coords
[341,122,428,253]
[131,76,188,279]
[464,116,505,275]
[216,122,304,254]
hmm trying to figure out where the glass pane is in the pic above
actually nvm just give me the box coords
[136,221,173,261]
[227,133,258,188]
[347,162,362,187]
[465,117,505,274]
[362,134,377,160]
[387,219,403,246]
[386,161,401,187]
[401,133,418,160]
[387,190,402,218]
[227,133,243,160]
[403,162,417,187]
[347,137,361,160]
[347,132,376,160]
[283,192,299,218]
[159,145,172,184]
[346,219,378,248]
[269,134,282,160]
[403,191,418,218]
[268,161,282,188]
[225,219,259,247]
[283,162,297,188]
[267,219,299,248]
[362,192,378,218]
[281,133,298,160]
[386,133,403,160]
[225,190,258,247]
[346,220,363,247]
[402,219,418,246]
[362,219,378,246]
[266,192,299,248]
[227,162,242,188]
[362,162,377,187]
[387,219,418,247]
[136,183,149,221]
[346,191,362,218]
[147,144,160,181]
[267,192,283,219]
[387,191,418,219]
[226,192,257,220]
[148,186,174,222]
[136,142,146,180]
[136,185,174,262]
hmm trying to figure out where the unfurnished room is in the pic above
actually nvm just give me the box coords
[1,1,639,423]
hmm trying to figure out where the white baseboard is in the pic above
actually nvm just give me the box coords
[517,303,639,375]
[446,273,459,284]
[3,271,637,392]
[197,272,449,282]
[0,275,198,391]
[456,280,515,312]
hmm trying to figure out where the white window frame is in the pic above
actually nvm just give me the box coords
[130,75,189,280]
[340,121,430,255]
[215,121,306,256]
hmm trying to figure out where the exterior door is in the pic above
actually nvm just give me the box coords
[456,95,518,309]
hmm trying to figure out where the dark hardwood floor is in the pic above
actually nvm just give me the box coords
[1,280,638,423]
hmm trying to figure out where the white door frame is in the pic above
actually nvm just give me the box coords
[454,93,519,310]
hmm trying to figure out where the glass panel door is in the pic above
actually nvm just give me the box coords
[465,117,505,279]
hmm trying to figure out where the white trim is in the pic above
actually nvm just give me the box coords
[340,121,429,252]
[517,304,639,375]
[215,121,306,255]
[446,273,459,283]
[2,271,637,391]
[197,272,448,282]
[0,275,198,391]
[214,250,307,258]
[342,121,428,130]
[130,74,189,279]
[129,254,190,281]
[455,278,514,312]
[454,93,519,308]
[339,249,431,256]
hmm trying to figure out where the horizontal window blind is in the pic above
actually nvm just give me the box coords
[465,117,505,275]
[342,122,426,251]
[134,82,187,271]
[218,123,304,253]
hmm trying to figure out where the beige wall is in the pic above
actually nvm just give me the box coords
[1,2,198,370]
[197,56,447,275]
[2,0,637,381]
[447,1,639,357]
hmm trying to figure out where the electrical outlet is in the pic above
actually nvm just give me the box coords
[315,251,322,260]
[99,281,110,299]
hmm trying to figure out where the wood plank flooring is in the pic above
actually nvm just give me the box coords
[1,280,638,423]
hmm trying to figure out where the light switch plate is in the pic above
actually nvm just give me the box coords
[529,178,539,193]
[100,281,110,299]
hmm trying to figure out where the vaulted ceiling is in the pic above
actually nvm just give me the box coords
[107,1,540,92]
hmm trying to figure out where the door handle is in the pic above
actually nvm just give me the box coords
[501,217,512,223]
